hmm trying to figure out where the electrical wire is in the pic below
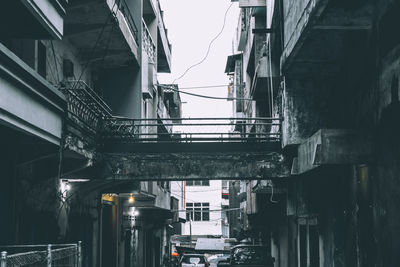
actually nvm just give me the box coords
[159,84,253,101]
[72,1,118,90]
[171,207,242,213]
[180,188,222,193]
[176,84,244,90]
[172,3,234,84]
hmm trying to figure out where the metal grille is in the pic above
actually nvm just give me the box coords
[1,243,81,267]
[142,20,157,63]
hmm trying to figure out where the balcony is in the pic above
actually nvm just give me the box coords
[142,0,172,73]
[61,80,112,142]
[159,84,182,121]
[0,43,65,145]
[281,0,373,72]
[65,0,140,68]
[142,20,157,98]
[0,0,67,39]
[250,54,280,103]
[156,3,172,73]
[236,9,251,51]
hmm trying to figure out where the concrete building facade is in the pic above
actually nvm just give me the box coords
[0,0,179,266]
[171,180,230,243]
[226,0,400,266]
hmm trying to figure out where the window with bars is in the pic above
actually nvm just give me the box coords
[186,180,210,186]
[186,202,210,221]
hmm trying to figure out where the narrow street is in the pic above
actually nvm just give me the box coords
[0,0,399,266]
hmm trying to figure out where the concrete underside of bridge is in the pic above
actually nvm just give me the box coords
[69,142,290,181]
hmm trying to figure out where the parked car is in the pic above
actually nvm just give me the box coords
[180,254,210,267]
[208,254,230,267]
[230,245,274,267]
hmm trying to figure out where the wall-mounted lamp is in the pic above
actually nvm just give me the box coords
[128,194,135,204]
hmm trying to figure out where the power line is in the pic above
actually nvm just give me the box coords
[182,188,222,192]
[177,84,245,90]
[159,84,253,101]
[172,3,234,84]
[172,207,242,213]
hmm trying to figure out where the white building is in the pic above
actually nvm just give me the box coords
[171,180,229,239]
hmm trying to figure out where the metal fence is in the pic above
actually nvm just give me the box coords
[0,242,82,267]
[102,117,282,143]
[60,81,282,144]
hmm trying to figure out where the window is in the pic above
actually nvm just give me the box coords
[186,202,209,221]
[186,180,209,186]
[297,217,319,267]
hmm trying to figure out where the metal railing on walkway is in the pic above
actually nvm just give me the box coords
[102,117,282,143]
[60,81,282,144]
[0,242,82,267]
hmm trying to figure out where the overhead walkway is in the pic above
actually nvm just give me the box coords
[62,83,289,181]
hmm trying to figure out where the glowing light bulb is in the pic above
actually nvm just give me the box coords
[128,194,135,204]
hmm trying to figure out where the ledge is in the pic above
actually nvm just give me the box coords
[291,129,372,175]
[0,43,66,144]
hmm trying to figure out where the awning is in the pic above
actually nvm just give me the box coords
[225,53,242,73]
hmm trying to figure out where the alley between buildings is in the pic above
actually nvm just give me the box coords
[1,0,400,267]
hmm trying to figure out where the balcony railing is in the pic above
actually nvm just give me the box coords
[61,80,112,133]
[142,20,157,63]
[118,0,139,44]
[101,117,282,143]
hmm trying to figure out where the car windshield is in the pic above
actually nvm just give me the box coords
[182,256,206,264]
[231,247,268,265]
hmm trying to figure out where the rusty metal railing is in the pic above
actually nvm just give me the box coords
[60,81,281,144]
[61,80,112,133]
[101,117,282,143]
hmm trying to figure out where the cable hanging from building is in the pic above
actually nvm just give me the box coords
[159,84,253,101]
[172,3,234,84]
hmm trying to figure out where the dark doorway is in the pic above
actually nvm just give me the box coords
[102,204,118,267]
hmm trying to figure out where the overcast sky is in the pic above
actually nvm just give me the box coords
[158,0,240,118]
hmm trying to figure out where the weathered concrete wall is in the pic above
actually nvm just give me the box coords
[284,166,363,267]
[282,74,346,147]
[42,39,93,88]
[282,0,327,67]
[103,152,289,180]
